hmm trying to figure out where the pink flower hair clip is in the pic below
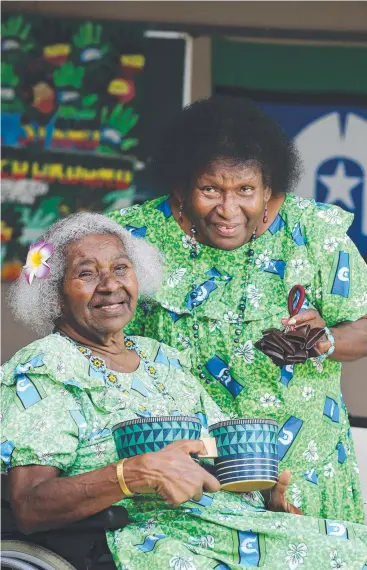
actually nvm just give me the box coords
[23,240,54,285]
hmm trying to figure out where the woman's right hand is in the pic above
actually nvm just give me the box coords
[122,439,220,506]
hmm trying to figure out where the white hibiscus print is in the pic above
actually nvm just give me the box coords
[234,340,255,364]
[140,518,157,532]
[246,284,262,309]
[119,204,139,216]
[293,196,311,209]
[302,387,314,401]
[303,440,319,462]
[317,208,342,225]
[94,443,107,459]
[315,287,322,299]
[37,452,53,465]
[56,359,66,373]
[167,268,187,288]
[189,535,214,549]
[255,250,271,269]
[291,484,302,508]
[163,303,182,314]
[209,320,221,333]
[111,397,127,411]
[242,491,263,505]
[311,357,323,372]
[36,418,52,432]
[169,555,197,570]
[260,393,276,408]
[330,550,346,568]
[153,400,170,416]
[223,311,240,324]
[340,234,351,244]
[272,520,287,530]
[181,235,200,253]
[354,293,367,307]
[178,333,191,348]
[290,258,309,273]
[353,462,360,474]
[324,462,335,478]
[324,237,339,253]
[286,543,307,570]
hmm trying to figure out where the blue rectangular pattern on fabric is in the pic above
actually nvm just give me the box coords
[238,530,261,566]
[323,397,340,423]
[278,416,303,460]
[205,355,244,398]
[325,520,348,539]
[16,375,42,409]
[331,251,350,298]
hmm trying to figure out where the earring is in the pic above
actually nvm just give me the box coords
[263,205,268,224]
[248,227,256,257]
[178,202,184,224]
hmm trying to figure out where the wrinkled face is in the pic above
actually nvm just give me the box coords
[62,234,138,338]
[185,160,272,250]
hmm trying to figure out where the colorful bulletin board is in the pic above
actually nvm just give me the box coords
[1,13,145,280]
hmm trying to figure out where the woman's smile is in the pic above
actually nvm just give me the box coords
[213,223,241,236]
[91,302,127,314]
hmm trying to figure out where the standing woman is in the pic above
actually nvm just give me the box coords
[109,97,367,522]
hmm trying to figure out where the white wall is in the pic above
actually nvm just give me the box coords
[351,427,367,521]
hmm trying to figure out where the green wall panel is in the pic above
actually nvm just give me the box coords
[213,38,367,94]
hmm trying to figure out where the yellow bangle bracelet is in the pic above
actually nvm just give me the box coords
[116,459,134,497]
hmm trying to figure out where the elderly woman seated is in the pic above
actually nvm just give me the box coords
[2,213,367,570]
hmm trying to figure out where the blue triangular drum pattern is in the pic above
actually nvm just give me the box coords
[113,417,202,458]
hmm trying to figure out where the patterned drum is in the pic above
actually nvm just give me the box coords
[209,418,279,492]
[113,416,202,458]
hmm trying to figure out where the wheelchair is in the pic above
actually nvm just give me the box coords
[1,476,129,570]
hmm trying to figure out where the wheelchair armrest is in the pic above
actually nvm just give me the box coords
[2,500,128,536]
[60,506,129,532]
[1,474,128,534]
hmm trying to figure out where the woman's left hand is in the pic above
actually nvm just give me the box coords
[281,309,331,355]
[267,471,303,515]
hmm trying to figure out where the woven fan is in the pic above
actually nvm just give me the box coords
[255,285,325,367]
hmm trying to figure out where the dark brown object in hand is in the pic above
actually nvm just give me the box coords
[255,326,325,367]
[255,284,326,367]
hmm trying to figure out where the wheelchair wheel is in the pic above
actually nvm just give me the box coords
[1,540,77,570]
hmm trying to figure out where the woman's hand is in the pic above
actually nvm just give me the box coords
[266,471,303,515]
[281,309,331,355]
[123,440,220,507]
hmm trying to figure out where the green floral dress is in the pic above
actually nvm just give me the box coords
[2,334,367,570]
[109,193,367,524]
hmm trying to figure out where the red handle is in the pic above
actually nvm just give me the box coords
[288,284,306,317]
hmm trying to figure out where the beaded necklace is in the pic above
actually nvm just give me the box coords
[185,225,257,385]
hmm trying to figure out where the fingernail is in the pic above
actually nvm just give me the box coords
[288,318,296,325]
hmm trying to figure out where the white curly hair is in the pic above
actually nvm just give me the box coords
[8,212,163,335]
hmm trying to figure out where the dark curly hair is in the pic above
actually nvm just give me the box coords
[153,96,302,196]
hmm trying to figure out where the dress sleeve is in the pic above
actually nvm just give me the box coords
[1,364,80,472]
[303,204,367,327]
